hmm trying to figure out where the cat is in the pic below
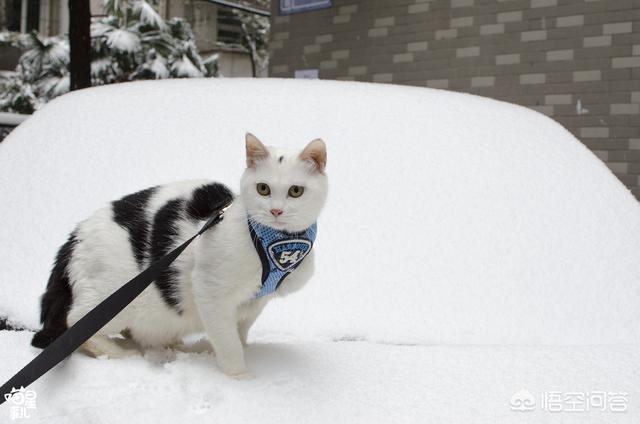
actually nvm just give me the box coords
[31,133,327,378]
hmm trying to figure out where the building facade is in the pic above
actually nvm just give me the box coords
[269,0,640,199]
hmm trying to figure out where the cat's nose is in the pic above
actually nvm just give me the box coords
[270,208,283,217]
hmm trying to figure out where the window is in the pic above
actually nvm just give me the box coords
[3,0,40,33]
[216,6,242,45]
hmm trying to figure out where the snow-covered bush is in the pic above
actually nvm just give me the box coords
[0,0,218,114]
[0,32,68,113]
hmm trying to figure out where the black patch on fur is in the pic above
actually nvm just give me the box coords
[112,186,156,268]
[151,199,186,311]
[186,183,234,221]
[31,233,77,348]
[278,156,284,163]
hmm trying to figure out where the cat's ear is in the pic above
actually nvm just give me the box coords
[299,139,327,173]
[245,133,269,168]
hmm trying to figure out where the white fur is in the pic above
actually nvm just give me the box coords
[66,142,327,377]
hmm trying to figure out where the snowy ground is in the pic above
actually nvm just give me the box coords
[3,331,639,423]
[1,79,639,422]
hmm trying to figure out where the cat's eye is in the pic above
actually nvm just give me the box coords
[256,183,271,196]
[288,185,304,198]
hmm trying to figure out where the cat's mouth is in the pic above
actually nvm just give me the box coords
[267,217,288,230]
[250,212,288,230]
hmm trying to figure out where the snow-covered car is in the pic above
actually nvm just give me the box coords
[0,79,638,423]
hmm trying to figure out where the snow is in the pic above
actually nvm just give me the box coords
[2,331,638,423]
[148,56,169,79]
[133,1,167,30]
[40,76,69,98]
[0,79,639,422]
[20,36,68,69]
[106,29,141,53]
[90,58,111,75]
[171,55,203,78]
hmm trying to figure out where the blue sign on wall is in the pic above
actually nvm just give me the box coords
[279,0,332,15]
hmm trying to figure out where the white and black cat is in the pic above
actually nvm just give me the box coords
[31,134,327,378]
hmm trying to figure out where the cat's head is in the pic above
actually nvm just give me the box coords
[240,133,328,232]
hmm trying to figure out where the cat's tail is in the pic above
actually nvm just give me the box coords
[31,234,77,349]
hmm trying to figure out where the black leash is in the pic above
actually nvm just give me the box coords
[0,202,230,406]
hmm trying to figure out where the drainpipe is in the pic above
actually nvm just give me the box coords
[20,0,27,33]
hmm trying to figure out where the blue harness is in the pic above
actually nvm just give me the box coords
[247,217,317,298]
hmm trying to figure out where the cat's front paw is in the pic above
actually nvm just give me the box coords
[216,356,248,378]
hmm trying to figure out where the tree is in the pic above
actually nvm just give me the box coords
[232,0,270,77]
[68,0,91,90]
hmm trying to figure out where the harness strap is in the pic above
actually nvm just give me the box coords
[248,223,271,285]
[0,200,231,406]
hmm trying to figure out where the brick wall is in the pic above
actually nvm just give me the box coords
[269,0,640,198]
